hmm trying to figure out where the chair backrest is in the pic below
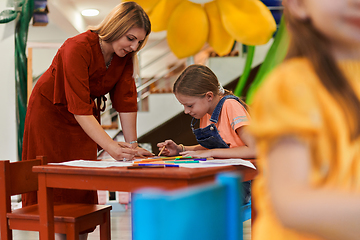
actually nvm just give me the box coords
[132,172,243,240]
[0,156,46,212]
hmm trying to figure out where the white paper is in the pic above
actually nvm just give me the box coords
[49,160,133,168]
[179,158,256,169]
[49,158,256,170]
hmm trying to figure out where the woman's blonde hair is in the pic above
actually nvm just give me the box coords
[89,1,151,77]
[284,1,360,140]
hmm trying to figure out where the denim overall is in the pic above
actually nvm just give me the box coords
[191,95,251,203]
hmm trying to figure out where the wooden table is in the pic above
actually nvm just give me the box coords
[33,163,257,240]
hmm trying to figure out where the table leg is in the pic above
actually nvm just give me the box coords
[38,173,55,240]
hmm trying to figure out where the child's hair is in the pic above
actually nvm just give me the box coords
[173,64,225,97]
[173,64,248,109]
[284,2,360,140]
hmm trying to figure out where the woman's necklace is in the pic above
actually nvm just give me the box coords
[99,38,113,69]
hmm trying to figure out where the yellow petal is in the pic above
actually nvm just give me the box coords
[204,1,235,56]
[216,0,276,45]
[149,0,185,32]
[122,0,160,13]
[167,1,209,59]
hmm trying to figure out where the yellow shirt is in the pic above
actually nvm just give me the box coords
[249,58,360,240]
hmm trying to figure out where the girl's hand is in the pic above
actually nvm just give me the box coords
[181,150,213,158]
[157,140,180,156]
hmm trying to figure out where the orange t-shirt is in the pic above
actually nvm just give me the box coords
[200,98,250,148]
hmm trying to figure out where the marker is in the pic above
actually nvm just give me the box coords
[160,156,184,159]
[134,156,186,163]
[173,157,210,161]
[134,157,209,163]
[143,161,176,164]
[127,165,165,169]
[174,156,193,160]
[182,157,213,161]
[166,160,199,163]
[138,164,180,167]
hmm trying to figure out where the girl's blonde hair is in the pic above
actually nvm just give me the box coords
[173,64,248,108]
[284,2,360,140]
[89,1,151,77]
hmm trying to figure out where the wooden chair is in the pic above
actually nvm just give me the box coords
[132,172,245,240]
[0,156,112,240]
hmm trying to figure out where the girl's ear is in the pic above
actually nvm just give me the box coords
[284,0,309,20]
[205,91,214,101]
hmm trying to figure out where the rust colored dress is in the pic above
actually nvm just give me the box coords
[22,30,137,208]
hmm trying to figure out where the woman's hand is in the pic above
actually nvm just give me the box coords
[74,115,137,161]
[157,140,181,156]
[135,146,154,157]
[107,141,136,161]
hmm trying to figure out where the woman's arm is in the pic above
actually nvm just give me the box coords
[118,112,153,156]
[267,137,360,240]
[118,112,137,145]
[74,114,136,160]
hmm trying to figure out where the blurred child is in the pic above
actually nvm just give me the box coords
[157,64,256,203]
[249,0,360,239]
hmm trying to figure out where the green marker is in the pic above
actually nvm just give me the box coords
[174,156,193,160]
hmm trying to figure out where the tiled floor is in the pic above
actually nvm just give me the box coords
[12,210,251,240]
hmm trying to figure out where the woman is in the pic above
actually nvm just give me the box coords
[22,2,152,239]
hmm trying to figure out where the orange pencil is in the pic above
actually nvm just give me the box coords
[142,161,176,164]
[133,156,187,163]
[158,146,165,156]
[133,159,168,163]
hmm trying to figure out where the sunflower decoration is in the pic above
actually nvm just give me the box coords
[124,0,277,59]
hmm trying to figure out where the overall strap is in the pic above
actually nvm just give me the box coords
[191,117,198,131]
[191,95,245,130]
[210,95,242,123]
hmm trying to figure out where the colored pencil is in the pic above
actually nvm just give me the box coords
[133,156,183,163]
[135,162,176,165]
[158,146,165,156]
[166,160,199,163]
[133,157,213,163]
[138,164,179,167]
[127,165,165,169]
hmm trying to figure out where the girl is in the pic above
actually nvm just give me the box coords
[249,0,360,240]
[157,64,256,204]
[22,2,152,240]
[157,64,256,159]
